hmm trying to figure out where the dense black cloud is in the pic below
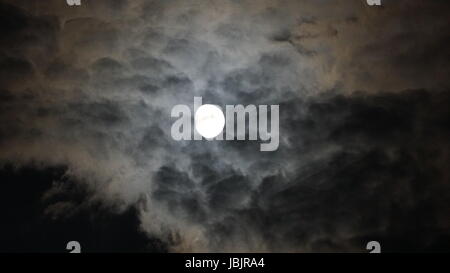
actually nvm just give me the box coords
[0,0,450,252]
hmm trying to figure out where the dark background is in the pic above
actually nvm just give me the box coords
[0,0,450,252]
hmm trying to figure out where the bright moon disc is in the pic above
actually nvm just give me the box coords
[195,104,225,139]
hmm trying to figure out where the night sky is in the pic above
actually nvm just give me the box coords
[0,0,450,252]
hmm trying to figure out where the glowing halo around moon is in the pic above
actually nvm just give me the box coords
[194,104,225,139]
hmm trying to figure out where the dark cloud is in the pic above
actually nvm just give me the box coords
[0,164,166,252]
[0,56,34,80]
[145,89,450,252]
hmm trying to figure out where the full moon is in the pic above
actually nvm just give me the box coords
[195,104,225,139]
